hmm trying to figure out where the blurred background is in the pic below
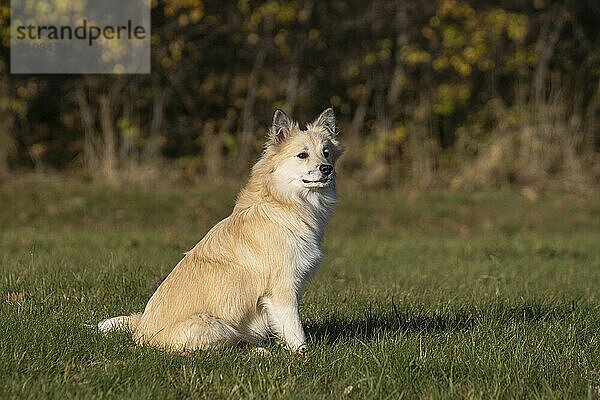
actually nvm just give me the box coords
[0,0,598,190]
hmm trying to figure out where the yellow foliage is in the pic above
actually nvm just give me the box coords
[274,30,290,54]
[414,0,532,106]
[433,57,449,71]
[457,86,470,102]
[344,65,360,79]
[400,45,431,65]
[17,86,28,98]
[178,14,189,27]
[363,53,377,66]
[298,8,310,23]
[330,95,342,106]
[117,118,140,140]
[450,55,472,76]
[434,84,470,116]
[442,25,466,48]
[161,57,173,69]
[169,41,183,61]
[163,0,204,20]
[275,3,296,24]
[247,33,259,45]
[462,46,477,63]
[422,26,436,41]
[246,1,299,32]
[379,48,391,61]
[274,30,287,47]
[364,124,408,165]
[506,14,528,42]
[238,0,250,14]
[438,0,457,17]
[392,125,408,144]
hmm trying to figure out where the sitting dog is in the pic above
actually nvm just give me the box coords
[99,108,344,353]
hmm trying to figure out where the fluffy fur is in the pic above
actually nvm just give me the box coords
[98,108,344,353]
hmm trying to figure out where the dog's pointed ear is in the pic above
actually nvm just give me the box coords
[313,108,337,136]
[269,109,292,143]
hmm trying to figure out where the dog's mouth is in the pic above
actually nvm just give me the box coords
[302,177,332,187]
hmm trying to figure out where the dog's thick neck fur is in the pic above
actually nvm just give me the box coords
[235,150,337,240]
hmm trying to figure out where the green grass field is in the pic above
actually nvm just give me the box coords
[1,177,599,399]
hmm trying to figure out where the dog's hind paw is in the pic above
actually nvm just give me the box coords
[250,347,272,357]
[97,316,129,333]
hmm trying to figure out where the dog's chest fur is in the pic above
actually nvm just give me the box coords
[283,191,334,288]
[287,224,323,288]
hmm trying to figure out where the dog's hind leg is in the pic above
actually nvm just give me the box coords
[168,314,239,351]
[98,313,142,333]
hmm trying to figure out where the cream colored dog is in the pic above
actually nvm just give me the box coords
[98,108,343,353]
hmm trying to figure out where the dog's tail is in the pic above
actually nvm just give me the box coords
[97,313,142,333]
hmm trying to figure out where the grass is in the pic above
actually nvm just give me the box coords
[1,176,599,399]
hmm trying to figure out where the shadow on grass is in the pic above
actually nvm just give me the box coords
[306,310,475,344]
[306,302,564,344]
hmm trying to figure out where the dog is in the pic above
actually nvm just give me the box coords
[98,108,344,353]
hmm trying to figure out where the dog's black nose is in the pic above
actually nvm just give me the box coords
[319,164,333,176]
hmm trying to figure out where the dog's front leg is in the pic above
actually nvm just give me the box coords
[262,297,306,352]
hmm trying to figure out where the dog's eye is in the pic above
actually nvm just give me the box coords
[297,152,309,159]
[323,149,330,157]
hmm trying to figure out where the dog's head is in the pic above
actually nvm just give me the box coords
[261,108,344,196]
